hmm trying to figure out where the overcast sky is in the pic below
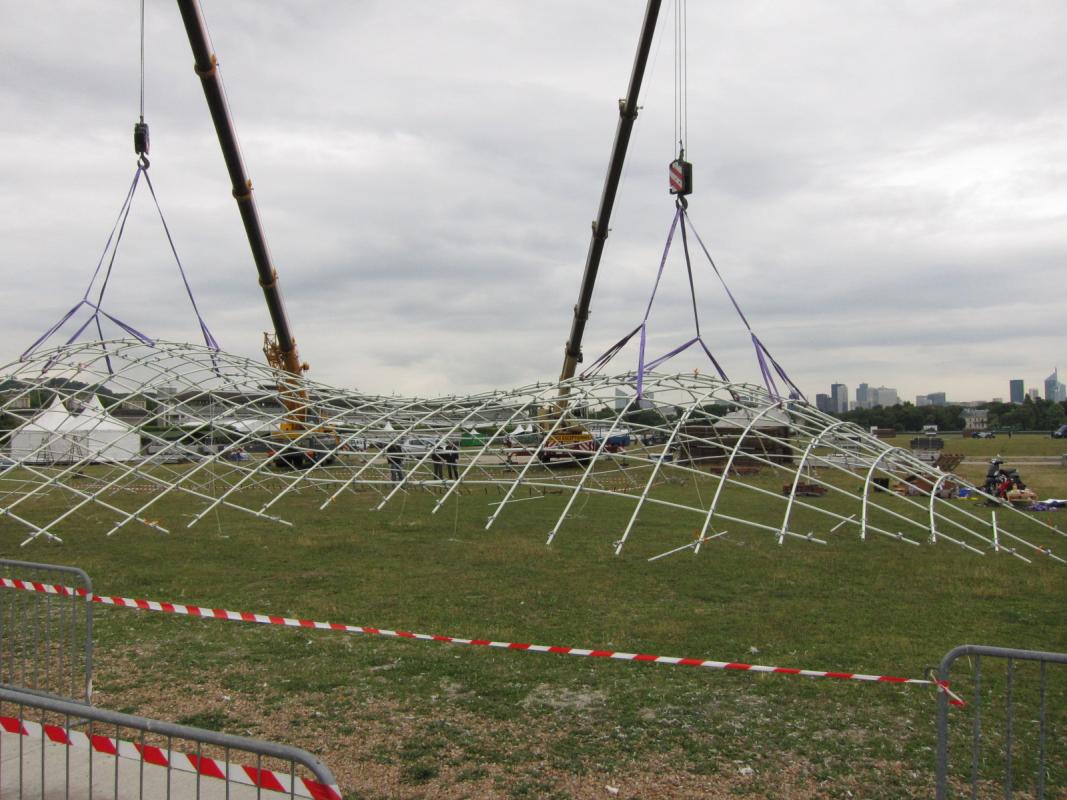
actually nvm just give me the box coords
[2,1,1065,403]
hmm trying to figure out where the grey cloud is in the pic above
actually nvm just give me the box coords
[2,1,1065,402]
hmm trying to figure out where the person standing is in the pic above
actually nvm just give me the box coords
[386,441,404,483]
[446,440,459,480]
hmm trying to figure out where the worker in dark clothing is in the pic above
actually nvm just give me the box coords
[445,440,459,480]
[386,441,404,483]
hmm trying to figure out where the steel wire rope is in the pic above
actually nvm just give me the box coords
[673,0,688,158]
[139,0,145,123]
[683,0,688,154]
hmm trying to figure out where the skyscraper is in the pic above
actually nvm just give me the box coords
[1009,379,1025,404]
[870,386,899,407]
[1044,369,1065,402]
[855,383,870,409]
[830,383,849,414]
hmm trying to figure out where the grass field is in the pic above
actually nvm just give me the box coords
[2,435,1065,798]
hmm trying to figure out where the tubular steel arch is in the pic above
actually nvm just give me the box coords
[1,339,1063,566]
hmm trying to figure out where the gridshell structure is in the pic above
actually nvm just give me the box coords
[0,339,1062,565]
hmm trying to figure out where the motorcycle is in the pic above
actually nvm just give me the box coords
[982,458,1026,502]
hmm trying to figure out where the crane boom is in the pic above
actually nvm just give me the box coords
[175,0,306,377]
[559,0,662,386]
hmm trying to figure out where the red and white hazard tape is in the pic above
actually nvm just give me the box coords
[0,577,964,705]
[0,715,340,800]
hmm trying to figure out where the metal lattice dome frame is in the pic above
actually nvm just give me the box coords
[0,339,1063,564]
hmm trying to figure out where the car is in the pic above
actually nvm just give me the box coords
[0,455,16,469]
[1053,425,1067,439]
[400,437,440,456]
[970,431,996,439]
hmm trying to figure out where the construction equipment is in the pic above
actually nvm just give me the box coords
[177,0,337,468]
[176,0,305,379]
[542,1,664,458]
[559,0,663,387]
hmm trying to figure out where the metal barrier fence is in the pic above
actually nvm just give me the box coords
[0,559,93,704]
[0,685,342,799]
[936,644,1067,799]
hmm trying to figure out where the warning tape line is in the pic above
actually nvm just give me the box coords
[0,715,340,800]
[0,577,964,705]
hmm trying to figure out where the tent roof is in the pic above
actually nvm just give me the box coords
[66,395,133,432]
[22,397,72,432]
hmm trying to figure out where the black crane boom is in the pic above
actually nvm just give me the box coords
[175,0,306,377]
[560,0,662,386]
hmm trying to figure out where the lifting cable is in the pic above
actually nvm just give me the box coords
[581,1,804,403]
[673,0,688,162]
[22,0,219,369]
[580,206,803,402]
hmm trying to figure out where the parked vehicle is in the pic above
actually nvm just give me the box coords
[970,431,995,439]
[1052,424,1067,439]
[269,435,337,470]
[982,458,1026,501]
[400,437,440,457]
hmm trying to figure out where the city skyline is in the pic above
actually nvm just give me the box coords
[815,369,1066,411]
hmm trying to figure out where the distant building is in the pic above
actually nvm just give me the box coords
[1044,369,1066,403]
[1028,387,1040,401]
[0,391,32,410]
[926,392,947,406]
[1009,379,1025,404]
[961,408,989,431]
[855,383,870,409]
[870,386,898,408]
[916,395,931,407]
[830,383,849,414]
[815,393,831,413]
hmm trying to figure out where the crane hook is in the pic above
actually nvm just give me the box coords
[134,119,150,169]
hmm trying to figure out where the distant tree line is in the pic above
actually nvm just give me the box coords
[832,397,1067,432]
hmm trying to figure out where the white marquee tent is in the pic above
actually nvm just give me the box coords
[67,395,141,463]
[9,397,76,464]
[9,395,140,464]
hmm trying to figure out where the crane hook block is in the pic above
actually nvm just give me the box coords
[669,158,692,196]
[134,121,150,157]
